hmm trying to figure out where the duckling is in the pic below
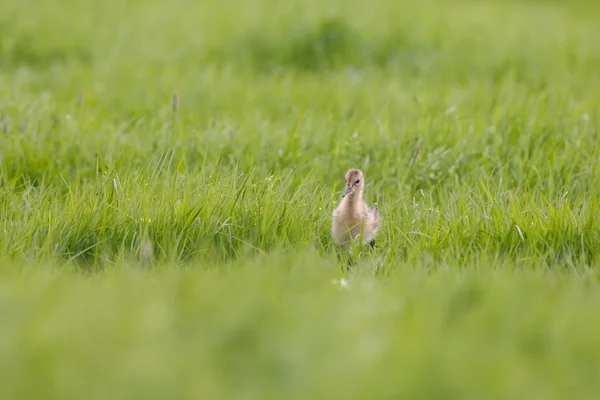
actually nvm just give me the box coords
[331,169,380,248]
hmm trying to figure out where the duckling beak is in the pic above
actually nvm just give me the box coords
[342,185,352,198]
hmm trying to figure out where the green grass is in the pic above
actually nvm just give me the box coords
[1,0,600,397]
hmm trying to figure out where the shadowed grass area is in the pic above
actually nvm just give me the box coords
[1,0,600,397]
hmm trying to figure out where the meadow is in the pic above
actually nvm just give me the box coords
[1,0,600,398]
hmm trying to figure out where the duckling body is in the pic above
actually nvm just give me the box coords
[331,169,380,247]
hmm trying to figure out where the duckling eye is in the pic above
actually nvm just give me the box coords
[355,179,360,184]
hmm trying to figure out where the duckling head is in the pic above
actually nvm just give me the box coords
[342,169,364,198]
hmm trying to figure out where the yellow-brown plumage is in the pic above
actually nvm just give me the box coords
[331,169,380,247]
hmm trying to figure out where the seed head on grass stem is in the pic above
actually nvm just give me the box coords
[76,90,84,108]
[172,91,179,112]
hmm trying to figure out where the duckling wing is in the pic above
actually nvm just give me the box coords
[354,202,377,242]
[366,207,378,248]
[369,203,380,229]
[371,203,378,214]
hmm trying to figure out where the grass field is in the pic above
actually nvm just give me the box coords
[2,0,600,398]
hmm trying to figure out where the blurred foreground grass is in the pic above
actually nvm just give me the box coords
[1,0,600,397]
[2,252,600,399]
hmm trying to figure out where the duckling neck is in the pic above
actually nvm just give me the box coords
[344,190,363,210]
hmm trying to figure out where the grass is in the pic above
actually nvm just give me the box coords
[1,0,600,397]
